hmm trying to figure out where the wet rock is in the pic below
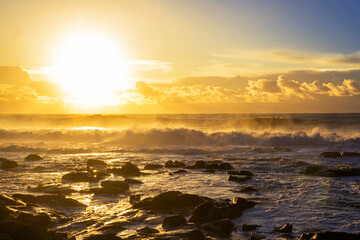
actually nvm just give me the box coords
[242,224,260,231]
[186,160,207,169]
[228,175,252,183]
[206,162,233,170]
[15,212,51,229]
[204,219,235,237]
[0,205,11,222]
[0,195,24,206]
[144,164,163,170]
[228,170,254,176]
[97,221,126,232]
[129,195,141,205]
[222,197,256,219]
[188,202,223,223]
[170,169,188,175]
[133,191,207,213]
[306,232,360,240]
[165,160,186,168]
[162,215,187,229]
[240,187,257,193]
[101,180,129,191]
[113,162,140,177]
[273,146,292,152]
[136,226,159,235]
[249,232,266,240]
[202,169,215,173]
[62,169,110,182]
[273,223,293,233]
[320,152,341,158]
[24,154,43,161]
[319,168,360,177]
[304,165,323,175]
[0,221,45,240]
[298,233,315,240]
[124,178,143,184]
[84,233,122,240]
[342,152,360,158]
[12,194,86,208]
[0,158,18,169]
[154,229,205,240]
[27,184,76,195]
[87,159,107,167]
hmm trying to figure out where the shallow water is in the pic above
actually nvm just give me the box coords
[1,114,360,239]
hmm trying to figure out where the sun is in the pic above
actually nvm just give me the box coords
[53,30,130,106]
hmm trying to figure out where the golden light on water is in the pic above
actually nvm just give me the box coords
[53,29,131,107]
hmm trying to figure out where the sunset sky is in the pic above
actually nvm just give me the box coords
[1,0,360,113]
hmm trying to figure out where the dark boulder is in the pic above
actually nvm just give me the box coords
[186,160,207,169]
[84,233,122,240]
[97,221,126,232]
[319,168,360,177]
[92,180,129,195]
[188,202,223,223]
[24,154,43,161]
[162,215,187,229]
[62,170,109,182]
[206,162,233,170]
[0,205,11,222]
[0,158,18,169]
[165,160,186,168]
[307,232,360,240]
[273,223,292,233]
[137,226,159,235]
[0,195,24,206]
[227,170,254,176]
[320,152,341,158]
[144,164,163,170]
[242,224,260,231]
[87,159,107,167]
[133,191,207,213]
[204,219,235,237]
[12,194,86,208]
[0,221,45,240]
[342,152,360,158]
[240,186,257,193]
[222,197,256,219]
[228,175,252,183]
[170,169,188,175]
[129,194,141,205]
[112,162,140,177]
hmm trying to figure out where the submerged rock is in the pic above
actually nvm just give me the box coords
[12,194,86,208]
[227,170,254,176]
[144,164,163,170]
[228,175,252,183]
[162,215,187,229]
[124,178,143,184]
[87,159,107,167]
[62,169,110,182]
[24,154,43,161]
[0,158,18,169]
[304,165,360,177]
[112,162,140,177]
[273,223,293,233]
[27,184,76,195]
[239,186,257,193]
[320,152,341,158]
[342,152,360,157]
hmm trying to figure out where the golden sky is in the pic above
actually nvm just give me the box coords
[1,0,360,113]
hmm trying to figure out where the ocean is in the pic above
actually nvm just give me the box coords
[1,113,360,239]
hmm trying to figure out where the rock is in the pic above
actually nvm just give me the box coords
[87,159,107,167]
[101,181,129,191]
[228,170,254,176]
[273,223,293,233]
[136,226,159,235]
[133,191,207,213]
[186,160,207,169]
[162,215,187,229]
[319,168,360,177]
[273,146,292,152]
[15,212,51,229]
[304,165,323,175]
[228,175,252,183]
[242,224,260,231]
[12,194,86,208]
[154,229,205,240]
[97,221,126,232]
[202,169,215,173]
[24,154,43,161]
[204,219,235,237]
[0,205,11,222]
[129,194,141,205]
[342,152,360,157]
[222,197,256,219]
[27,184,76,195]
[206,162,233,170]
[0,221,45,240]
[84,233,122,240]
[0,158,18,169]
[144,164,163,170]
[320,152,341,158]
[309,232,360,240]
[112,162,140,177]
[170,169,188,175]
[249,232,266,240]
[240,187,257,193]
[62,170,110,182]
[298,233,315,240]
[0,194,24,206]
[188,202,223,223]
[165,161,186,168]
[124,178,143,184]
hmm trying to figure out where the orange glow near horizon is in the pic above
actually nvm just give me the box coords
[52,30,131,107]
